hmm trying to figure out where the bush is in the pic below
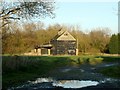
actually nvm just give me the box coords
[89,57,103,65]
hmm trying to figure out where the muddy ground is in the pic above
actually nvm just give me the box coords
[10,62,120,90]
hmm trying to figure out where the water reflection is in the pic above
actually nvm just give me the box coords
[30,78,53,84]
[53,80,99,88]
[9,77,120,89]
[61,68,71,72]
[105,63,118,67]
[29,78,99,88]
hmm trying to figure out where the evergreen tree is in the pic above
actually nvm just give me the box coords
[109,34,120,54]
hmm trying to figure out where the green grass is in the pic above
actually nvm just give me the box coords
[96,56,120,78]
[2,56,73,89]
[97,56,120,62]
[95,56,120,78]
[2,55,120,89]
[99,65,120,79]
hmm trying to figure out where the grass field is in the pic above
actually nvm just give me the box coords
[2,55,120,89]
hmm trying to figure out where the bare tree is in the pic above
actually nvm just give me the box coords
[0,0,55,28]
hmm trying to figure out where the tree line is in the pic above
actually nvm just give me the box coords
[1,1,119,55]
[2,22,119,55]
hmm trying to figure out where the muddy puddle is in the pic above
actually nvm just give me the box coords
[9,77,120,90]
[9,78,100,89]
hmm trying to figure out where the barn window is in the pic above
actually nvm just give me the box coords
[64,33,68,36]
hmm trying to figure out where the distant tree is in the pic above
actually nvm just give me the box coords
[22,23,37,52]
[89,28,110,53]
[47,24,61,40]
[2,22,25,54]
[109,33,120,54]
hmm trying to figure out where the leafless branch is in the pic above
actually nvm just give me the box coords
[3,17,20,20]
[0,22,10,28]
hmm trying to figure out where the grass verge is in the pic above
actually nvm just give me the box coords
[98,65,120,79]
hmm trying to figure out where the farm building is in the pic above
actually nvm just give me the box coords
[50,29,78,55]
[34,29,78,55]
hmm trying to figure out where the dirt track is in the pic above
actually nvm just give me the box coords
[11,62,120,90]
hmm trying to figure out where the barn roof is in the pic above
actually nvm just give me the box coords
[51,30,76,41]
